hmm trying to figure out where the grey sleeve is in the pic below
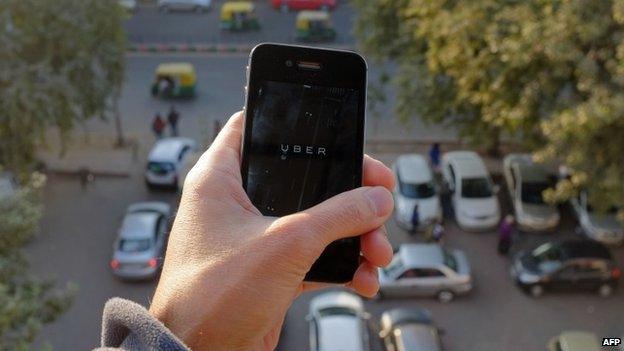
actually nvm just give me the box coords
[93,297,190,351]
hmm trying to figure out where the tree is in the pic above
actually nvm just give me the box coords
[0,0,126,171]
[0,173,74,350]
[353,0,624,217]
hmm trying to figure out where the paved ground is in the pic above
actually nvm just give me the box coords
[27,150,624,350]
[124,1,356,45]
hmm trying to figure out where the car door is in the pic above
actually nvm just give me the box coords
[550,263,579,291]
[415,268,448,295]
[575,261,607,291]
[392,269,424,296]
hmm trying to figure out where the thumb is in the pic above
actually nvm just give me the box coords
[281,186,394,250]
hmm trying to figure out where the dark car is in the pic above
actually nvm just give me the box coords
[510,240,621,297]
[379,308,443,351]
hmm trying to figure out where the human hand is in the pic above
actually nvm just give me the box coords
[149,112,395,351]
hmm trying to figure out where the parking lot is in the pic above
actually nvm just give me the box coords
[28,153,624,350]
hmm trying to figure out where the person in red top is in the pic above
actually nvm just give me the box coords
[152,113,166,139]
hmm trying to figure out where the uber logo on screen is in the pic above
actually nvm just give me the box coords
[603,337,622,346]
[280,144,327,157]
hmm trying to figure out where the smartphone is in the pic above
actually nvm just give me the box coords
[240,43,367,283]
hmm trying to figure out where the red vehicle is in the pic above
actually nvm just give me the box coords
[272,0,336,11]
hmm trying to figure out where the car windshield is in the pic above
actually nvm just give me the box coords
[318,307,357,317]
[461,178,493,198]
[399,181,436,199]
[531,243,561,262]
[384,256,405,277]
[147,162,174,173]
[443,249,457,272]
[521,182,549,204]
[119,238,151,252]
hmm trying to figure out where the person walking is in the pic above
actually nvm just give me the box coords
[428,142,441,173]
[167,105,180,136]
[410,204,420,235]
[152,113,166,139]
[498,215,515,255]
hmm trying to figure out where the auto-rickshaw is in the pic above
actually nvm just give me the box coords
[295,11,335,42]
[151,62,197,99]
[220,2,260,31]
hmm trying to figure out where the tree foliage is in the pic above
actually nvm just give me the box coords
[354,0,624,217]
[0,173,74,350]
[0,0,126,171]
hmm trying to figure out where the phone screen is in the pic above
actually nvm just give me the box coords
[241,44,366,282]
[245,80,361,216]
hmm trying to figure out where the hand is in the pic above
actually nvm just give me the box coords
[149,112,395,351]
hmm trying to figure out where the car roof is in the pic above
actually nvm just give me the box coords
[120,212,160,239]
[393,324,442,351]
[443,151,488,178]
[395,154,432,184]
[310,291,363,313]
[318,315,364,351]
[558,331,600,351]
[559,240,612,261]
[381,308,432,329]
[399,244,444,268]
[148,137,194,162]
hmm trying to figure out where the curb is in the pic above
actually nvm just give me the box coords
[127,43,356,54]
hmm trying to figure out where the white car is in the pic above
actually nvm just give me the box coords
[378,244,472,302]
[110,202,171,280]
[157,0,212,13]
[571,191,623,245]
[503,154,560,232]
[392,154,442,231]
[145,137,197,190]
[307,291,370,351]
[441,151,500,231]
[118,0,137,12]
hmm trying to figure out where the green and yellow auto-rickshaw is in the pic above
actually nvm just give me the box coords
[295,11,335,42]
[220,2,260,31]
[151,62,197,99]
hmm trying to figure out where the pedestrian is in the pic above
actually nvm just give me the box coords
[432,221,445,244]
[498,215,515,255]
[152,113,165,139]
[167,105,180,136]
[78,167,94,190]
[410,204,420,235]
[429,142,441,173]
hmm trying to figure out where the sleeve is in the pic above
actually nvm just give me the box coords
[93,297,190,351]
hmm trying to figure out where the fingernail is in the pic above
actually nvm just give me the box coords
[364,187,392,216]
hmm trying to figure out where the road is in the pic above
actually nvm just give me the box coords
[28,151,624,350]
[124,1,357,45]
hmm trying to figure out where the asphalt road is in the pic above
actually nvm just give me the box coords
[28,156,624,350]
[124,1,357,45]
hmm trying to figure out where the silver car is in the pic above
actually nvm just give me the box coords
[110,202,171,280]
[379,308,443,351]
[571,191,623,245]
[378,244,472,302]
[157,0,212,13]
[503,154,560,232]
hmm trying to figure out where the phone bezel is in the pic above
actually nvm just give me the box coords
[240,43,367,283]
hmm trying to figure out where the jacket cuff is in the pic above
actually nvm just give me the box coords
[95,297,189,351]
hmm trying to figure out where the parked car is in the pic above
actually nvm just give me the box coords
[441,151,500,231]
[379,308,443,351]
[157,0,212,13]
[118,0,137,12]
[110,202,171,280]
[307,291,370,351]
[392,154,442,231]
[547,331,601,351]
[145,137,197,190]
[503,153,559,232]
[272,0,336,12]
[570,190,623,245]
[510,240,620,297]
[378,243,472,302]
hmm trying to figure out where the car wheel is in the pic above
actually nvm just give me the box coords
[598,283,613,297]
[280,4,289,12]
[159,5,169,13]
[529,284,544,298]
[437,290,454,303]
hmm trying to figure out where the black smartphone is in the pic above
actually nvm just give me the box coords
[240,43,367,283]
